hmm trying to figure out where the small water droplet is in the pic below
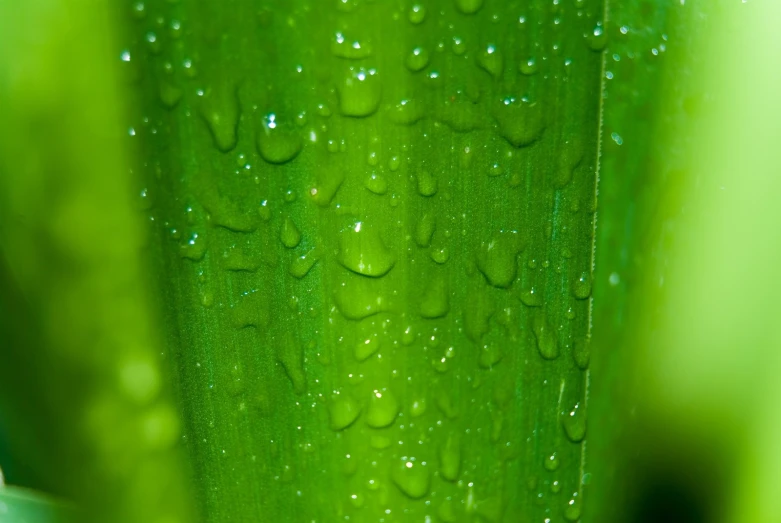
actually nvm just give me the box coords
[562,402,586,442]
[455,0,484,15]
[416,170,438,196]
[544,452,560,471]
[257,113,302,164]
[532,313,560,360]
[280,216,302,248]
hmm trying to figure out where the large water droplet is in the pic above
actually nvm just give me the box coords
[562,402,586,442]
[337,221,396,277]
[420,277,449,318]
[309,169,344,207]
[476,231,522,288]
[440,434,461,481]
[415,214,436,247]
[257,113,302,164]
[329,394,361,431]
[366,389,399,428]
[339,67,381,117]
[289,248,320,279]
[387,97,425,125]
[495,98,545,148]
[392,460,431,499]
[477,44,503,79]
[417,170,438,196]
[573,338,590,369]
[333,277,387,320]
[406,47,430,72]
[199,85,240,152]
[354,334,381,362]
[408,3,426,24]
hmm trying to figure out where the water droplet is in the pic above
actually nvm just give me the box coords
[339,67,381,117]
[417,170,438,196]
[280,216,302,248]
[257,113,302,164]
[365,172,388,195]
[572,271,592,299]
[409,397,427,417]
[408,3,426,24]
[588,23,607,51]
[420,277,449,318]
[455,0,484,15]
[355,335,381,362]
[532,313,559,360]
[392,460,431,499]
[387,97,425,125]
[451,36,466,55]
[564,492,582,521]
[551,479,561,493]
[477,44,503,79]
[439,434,461,481]
[406,47,430,72]
[366,390,399,428]
[495,98,545,148]
[331,32,372,59]
[309,169,345,207]
[158,81,182,109]
[337,221,396,277]
[476,231,522,288]
[276,334,305,394]
[573,338,590,369]
[222,246,262,272]
[329,394,361,431]
[562,402,586,442]
[180,232,207,260]
[479,343,502,368]
[333,276,387,320]
[464,286,493,341]
[289,248,320,279]
[415,214,436,247]
[520,57,538,75]
[544,452,560,471]
[231,291,270,328]
[430,245,449,264]
[519,287,543,307]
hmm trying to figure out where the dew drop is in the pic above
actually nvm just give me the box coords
[406,47,430,72]
[408,3,426,24]
[532,313,560,360]
[329,394,361,431]
[337,221,396,277]
[280,216,302,248]
[439,434,461,481]
[476,230,522,288]
[455,0,484,15]
[392,459,431,499]
[366,390,399,428]
[477,44,503,79]
[339,67,382,117]
[257,113,302,164]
